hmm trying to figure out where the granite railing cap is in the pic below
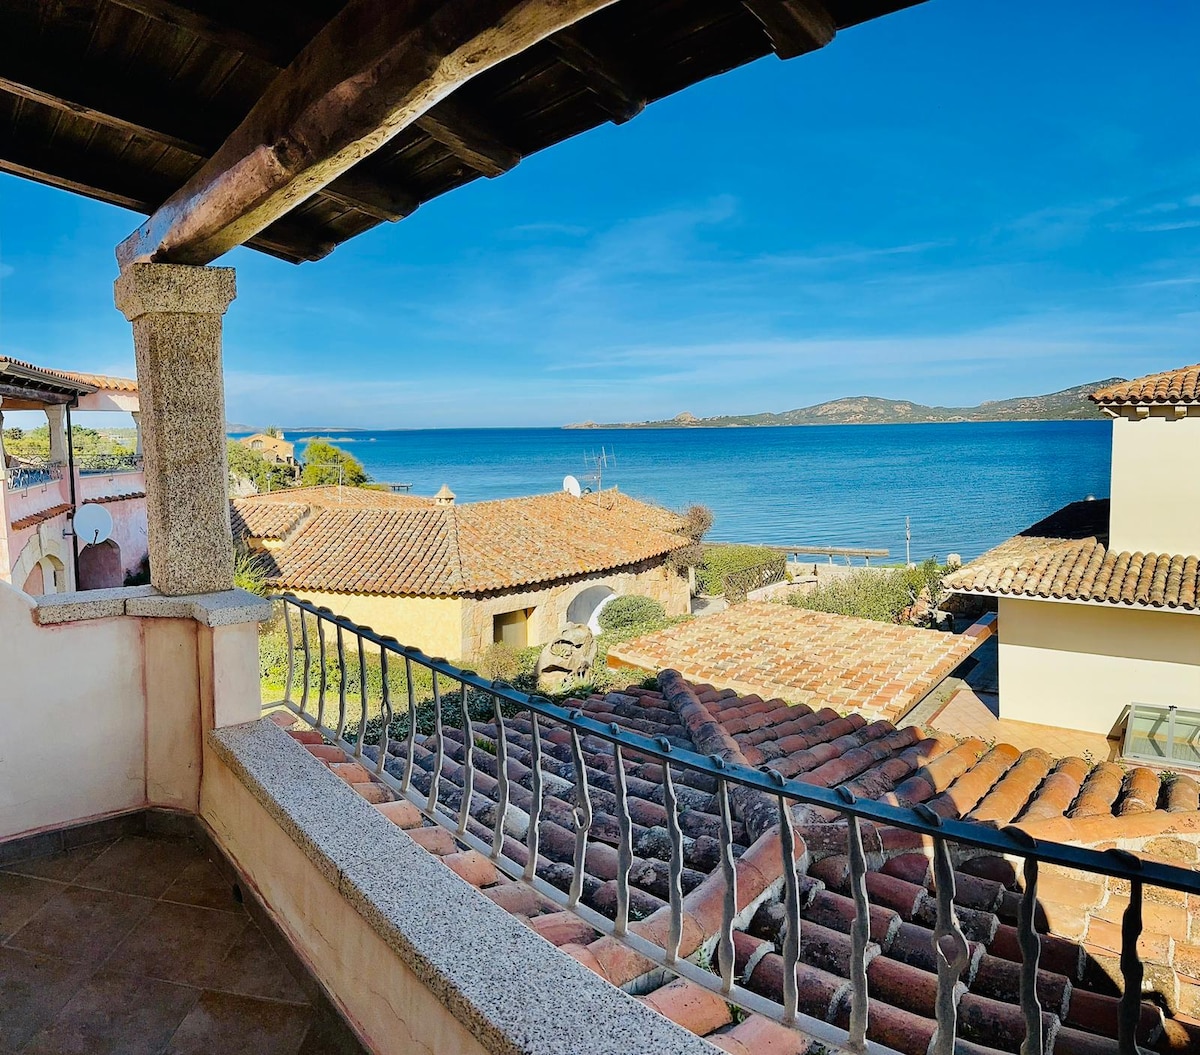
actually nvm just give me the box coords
[210,719,716,1055]
[34,585,271,627]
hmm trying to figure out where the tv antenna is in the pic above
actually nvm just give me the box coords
[583,446,615,497]
[562,474,582,498]
[70,503,114,546]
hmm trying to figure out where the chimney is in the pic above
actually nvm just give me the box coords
[434,483,456,507]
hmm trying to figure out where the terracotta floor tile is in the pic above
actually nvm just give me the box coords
[107,900,248,986]
[160,857,242,913]
[0,841,113,884]
[21,970,201,1055]
[6,886,151,965]
[164,991,313,1055]
[0,872,63,941]
[202,923,307,1004]
[0,947,94,1051]
[73,837,206,900]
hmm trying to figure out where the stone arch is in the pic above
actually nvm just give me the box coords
[10,535,45,594]
[13,529,71,595]
[566,584,616,634]
[37,554,65,594]
[79,539,123,591]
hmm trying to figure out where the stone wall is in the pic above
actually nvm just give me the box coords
[460,560,690,660]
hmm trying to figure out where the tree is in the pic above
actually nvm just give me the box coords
[300,439,369,487]
[265,426,282,438]
[227,440,295,494]
[667,503,713,575]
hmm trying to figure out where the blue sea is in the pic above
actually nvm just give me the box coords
[235,422,1111,562]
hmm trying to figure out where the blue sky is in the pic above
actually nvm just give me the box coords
[2,0,1199,428]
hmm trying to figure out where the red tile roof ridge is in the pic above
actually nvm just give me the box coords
[1090,363,1200,406]
[10,503,73,531]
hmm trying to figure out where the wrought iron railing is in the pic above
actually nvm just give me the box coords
[270,594,1200,1055]
[4,462,64,491]
[723,555,788,603]
[76,452,142,475]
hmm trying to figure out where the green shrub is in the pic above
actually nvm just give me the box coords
[698,545,781,595]
[787,558,948,625]
[598,595,666,632]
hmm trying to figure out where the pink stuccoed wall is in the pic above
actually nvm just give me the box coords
[0,582,262,842]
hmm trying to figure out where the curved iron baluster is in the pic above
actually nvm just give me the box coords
[1118,878,1144,1055]
[355,632,368,760]
[376,643,393,776]
[282,600,296,705]
[458,678,475,835]
[717,775,737,994]
[1018,855,1044,1055]
[401,654,416,791]
[298,610,311,717]
[844,807,871,1050]
[929,832,970,1055]
[428,670,444,817]
[568,724,593,909]
[660,746,685,965]
[611,731,633,937]
[777,790,803,1026]
[491,688,510,859]
[315,613,328,729]
[524,708,544,883]
[335,622,348,743]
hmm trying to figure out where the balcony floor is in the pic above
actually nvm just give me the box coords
[0,831,362,1055]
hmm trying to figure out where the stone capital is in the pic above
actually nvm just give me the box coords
[114,263,236,321]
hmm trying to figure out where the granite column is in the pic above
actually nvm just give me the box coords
[114,263,236,595]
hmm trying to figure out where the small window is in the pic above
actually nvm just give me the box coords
[493,609,530,648]
[251,440,263,450]
[1124,704,1200,768]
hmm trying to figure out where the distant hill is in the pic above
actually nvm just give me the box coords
[565,379,1125,429]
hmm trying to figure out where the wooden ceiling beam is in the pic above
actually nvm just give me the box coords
[322,171,420,223]
[550,28,645,124]
[741,0,836,60]
[109,1,522,181]
[415,99,521,179]
[0,36,416,230]
[104,0,319,68]
[117,0,620,267]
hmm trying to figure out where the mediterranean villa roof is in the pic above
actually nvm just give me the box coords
[232,488,689,597]
[286,671,1200,1055]
[0,356,137,395]
[943,500,1200,613]
[1091,365,1200,408]
[609,601,993,723]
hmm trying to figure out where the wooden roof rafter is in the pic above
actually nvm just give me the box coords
[0,0,928,265]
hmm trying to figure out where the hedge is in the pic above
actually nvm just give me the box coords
[697,545,782,595]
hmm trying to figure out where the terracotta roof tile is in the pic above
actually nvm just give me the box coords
[9,493,143,532]
[342,665,1200,1055]
[1091,364,1200,406]
[234,488,688,595]
[230,500,309,541]
[607,602,986,722]
[0,357,136,393]
[944,500,1200,611]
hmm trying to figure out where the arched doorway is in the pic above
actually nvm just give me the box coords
[78,539,123,591]
[21,563,44,595]
[567,585,616,634]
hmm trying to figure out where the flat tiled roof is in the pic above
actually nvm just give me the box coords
[0,357,136,394]
[1091,364,1200,407]
[233,489,689,596]
[319,672,1200,1055]
[607,602,989,722]
[943,500,1200,612]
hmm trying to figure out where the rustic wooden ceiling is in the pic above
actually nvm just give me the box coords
[0,0,924,264]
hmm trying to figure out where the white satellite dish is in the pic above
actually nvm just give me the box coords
[73,504,113,546]
[562,474,582,498]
